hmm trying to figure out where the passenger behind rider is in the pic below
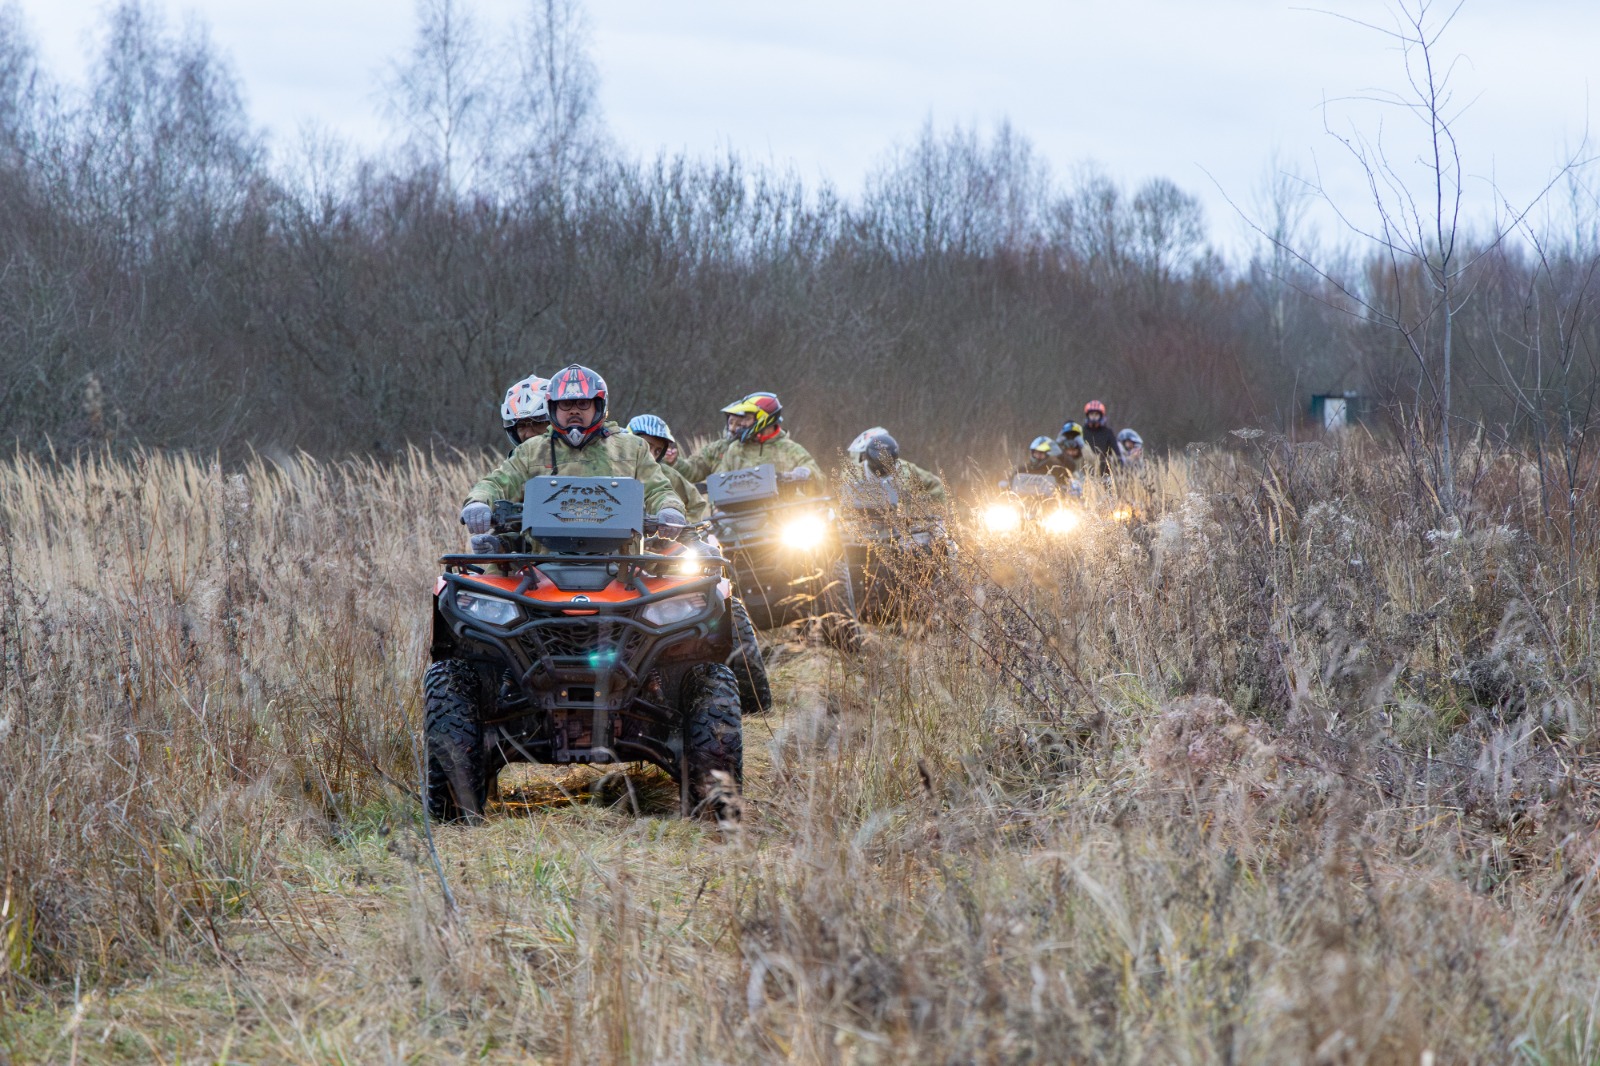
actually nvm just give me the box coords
[1080,400,1122,474]
[630,414,771,715]
[673,392,824,490]
[1059,435,1088,478]
[846,428,947,503]
[627,414,709,523]
[1117,428,1145,468]
[461,363,685,553]
[500,374,550,453]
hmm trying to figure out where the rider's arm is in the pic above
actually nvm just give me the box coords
[782,441,827,492]
[465,437,547,505]
[908,462,948,503]
[667,468,710,523]
[634,442,687,517]
[672,439,723,484]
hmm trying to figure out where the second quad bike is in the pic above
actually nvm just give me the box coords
[425,476,742,822]
[838,475,954,623]
[704,464,861,644]
[978,472,1087,538]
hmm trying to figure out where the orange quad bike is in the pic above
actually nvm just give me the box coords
[425,476,742,822]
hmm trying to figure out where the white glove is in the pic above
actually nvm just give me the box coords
[655,507,686,539]
[460,501,491,534]
[470,533,503,554]
[782,467,812,483]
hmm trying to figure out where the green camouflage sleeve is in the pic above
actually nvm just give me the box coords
[634,444,686,517]
[907,461,947,502]
[663,465,710,523]
[465,439,547,505]
[673,439,725,484]
[782,439,827,491]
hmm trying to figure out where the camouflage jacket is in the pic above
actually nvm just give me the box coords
[660,462,710,524]
[465,428,684,516]
[893,460,947,504]
[674,431,825,489]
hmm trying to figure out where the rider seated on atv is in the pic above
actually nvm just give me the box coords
[630,415,772,715]
[500,374,551,452]
[846,429,947,504]
[1081,400,1122,474]
[673,392,824,491]
[628,414,709,522]
[1017,436,1078,490]
[461,364,686,551]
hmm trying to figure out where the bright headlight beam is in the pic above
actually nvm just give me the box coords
[1042,509,1081,535]
[982,503,1022,533]
[780,514,829,550]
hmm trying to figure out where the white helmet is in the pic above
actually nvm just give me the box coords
[501,375,549,445]
[847,427,891,464]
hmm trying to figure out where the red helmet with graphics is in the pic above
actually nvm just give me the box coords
[547,363,609,447]
[721,391,782,444]
[1084,399,1107,421]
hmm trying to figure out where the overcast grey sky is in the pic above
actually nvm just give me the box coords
[14,0,1597,253]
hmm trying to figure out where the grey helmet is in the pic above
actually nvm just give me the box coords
[847,426,891,464]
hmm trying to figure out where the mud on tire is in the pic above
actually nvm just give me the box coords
[424,660,491,823]
[680,663,743,816]
[727,597,772,715]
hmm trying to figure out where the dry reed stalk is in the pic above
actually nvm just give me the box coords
[0,443,1598,1062]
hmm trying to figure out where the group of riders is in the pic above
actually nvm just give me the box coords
[458,362,1145,548]
[1015,399,1145,492]
[458,362,960,549]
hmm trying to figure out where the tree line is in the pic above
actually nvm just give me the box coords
[1,0,1598,484]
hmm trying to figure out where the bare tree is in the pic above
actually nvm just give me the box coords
[861,118,1051,260]
[75,1,261,257]
[0,0,41,167]
[382,0,495,198]
[505,0,609,212]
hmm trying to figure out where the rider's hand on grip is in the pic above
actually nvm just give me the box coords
[460,501,491,534]
[470,533,503,554]
[781,468,812,483]
[654,507,686,539]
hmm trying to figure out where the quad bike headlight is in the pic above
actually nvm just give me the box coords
[674,546,712,576]
[1042,509,1082,535]
[982,502,1023,533]
[1109,505,1134,524]
[780,514,829,551]
[641,592,707,626]
[454,589,522,627]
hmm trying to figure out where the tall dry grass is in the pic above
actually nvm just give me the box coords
[3,441,1600,1063]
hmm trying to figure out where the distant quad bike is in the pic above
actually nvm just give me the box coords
[704,464,861,647]
[838,476,954,623]
[978,473,1087,538]
[425,476,742,822]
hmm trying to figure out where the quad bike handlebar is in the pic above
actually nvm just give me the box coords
[485,498,709,540]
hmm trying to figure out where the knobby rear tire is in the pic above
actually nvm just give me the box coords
[423,660,490,824]
[680,663,743,817]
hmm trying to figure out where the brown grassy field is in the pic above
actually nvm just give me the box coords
[4,443,1600,1063]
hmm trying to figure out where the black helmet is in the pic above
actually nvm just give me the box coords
[863,433,899,477]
